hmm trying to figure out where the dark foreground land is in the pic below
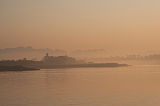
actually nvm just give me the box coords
[0,63,129,71]
[0,54,129,71]
[0,65,40,71]
[40,63,129,69]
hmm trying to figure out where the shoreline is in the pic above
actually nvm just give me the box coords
[0,63,129,71]
[39,63,129,69]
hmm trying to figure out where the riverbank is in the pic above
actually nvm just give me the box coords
[39,63,129,69]
[0,63,129,71]
[0,65,40,71]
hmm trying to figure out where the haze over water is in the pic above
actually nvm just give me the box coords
[1,66,160,106]
[1,0,160,105]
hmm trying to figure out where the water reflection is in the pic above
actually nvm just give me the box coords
[1,66,160,106]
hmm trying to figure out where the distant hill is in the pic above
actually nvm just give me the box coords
[0,47,67,60]
[70,49,107,58]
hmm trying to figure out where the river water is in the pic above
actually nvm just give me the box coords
[1,65,160,106]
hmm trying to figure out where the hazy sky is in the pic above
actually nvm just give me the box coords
[1,0,160,54]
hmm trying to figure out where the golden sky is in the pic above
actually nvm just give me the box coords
[1,0,160,54]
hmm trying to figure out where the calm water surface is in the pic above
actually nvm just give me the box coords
[1,65,160,106]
